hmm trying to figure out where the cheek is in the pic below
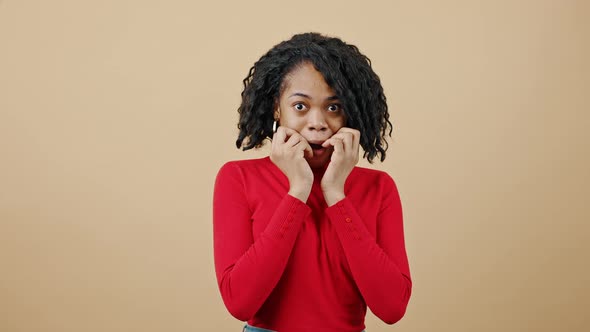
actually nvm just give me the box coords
[328,116,346,131]
[279,112,305,131]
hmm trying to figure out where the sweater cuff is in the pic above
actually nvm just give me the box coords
[264,194,312,241]
[325,196,372,242]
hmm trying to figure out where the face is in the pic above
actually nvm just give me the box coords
[275,62,346,169]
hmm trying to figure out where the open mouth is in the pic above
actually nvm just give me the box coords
[309,143,324,150]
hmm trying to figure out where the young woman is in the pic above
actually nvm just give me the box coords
[213,32,412,332]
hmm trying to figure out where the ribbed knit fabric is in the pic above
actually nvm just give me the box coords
[213,156,412,332]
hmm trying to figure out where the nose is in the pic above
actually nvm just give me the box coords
[307,108,328,132]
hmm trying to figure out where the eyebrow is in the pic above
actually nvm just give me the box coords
[288,92,339,101]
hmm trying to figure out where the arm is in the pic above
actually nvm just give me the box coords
[324,173,412,324]
[212,162,311,321]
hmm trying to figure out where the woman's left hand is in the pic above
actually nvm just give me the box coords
[320,127,361,206]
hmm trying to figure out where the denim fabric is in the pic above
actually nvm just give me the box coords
[242,324,276,332]
[242,323,365,332]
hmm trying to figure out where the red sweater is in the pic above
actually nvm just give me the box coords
[213,156,412,332]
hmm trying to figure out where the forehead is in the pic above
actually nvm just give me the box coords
[281,62,336,97]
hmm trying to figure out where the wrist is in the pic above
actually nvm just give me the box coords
[323,190,345,207]
[321,183,344,195]
[288,186,311,203]
[288,189,310,203]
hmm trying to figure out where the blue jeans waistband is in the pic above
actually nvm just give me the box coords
[243,324,276,332]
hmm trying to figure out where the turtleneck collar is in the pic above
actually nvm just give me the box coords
[265,156,330,182]
[311,160,330,174]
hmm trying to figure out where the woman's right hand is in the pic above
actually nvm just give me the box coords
[269,126,314,202]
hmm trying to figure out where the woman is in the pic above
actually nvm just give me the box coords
[213,32,412,332]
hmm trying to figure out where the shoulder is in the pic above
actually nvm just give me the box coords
[350,167,402,212]
[219,157,270,172]
[345,166,401,211]
[351,165,397,186]
[216,156,270,177]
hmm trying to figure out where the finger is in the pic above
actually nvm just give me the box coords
[271,131,281,152]
[321,134,343,148]
[342,132,353,154]
[333,128,361,155]
[333,137,344,155]
[275,126,287,143]
[322,133,349,150]
[335,127,360,145]
[284,134,312,158]
[322,136,338,147]
[286,133,302,147]
[299,140,313,159]
[324,136,344,150]
[281,126,298,139]
[332,132,353,146]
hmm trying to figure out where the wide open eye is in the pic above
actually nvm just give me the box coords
[294,103,306,111]
[327,103,342,112]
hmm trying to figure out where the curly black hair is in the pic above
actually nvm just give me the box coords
[235,32,393,163]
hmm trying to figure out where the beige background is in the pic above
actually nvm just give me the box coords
[1,0,589,331]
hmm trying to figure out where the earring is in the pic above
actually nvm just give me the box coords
[272,120,278,133]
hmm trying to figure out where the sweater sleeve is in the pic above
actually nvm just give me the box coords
[324,172,412,324]
[212,162,312,321]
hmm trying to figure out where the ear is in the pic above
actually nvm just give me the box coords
[273,102,280,120]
